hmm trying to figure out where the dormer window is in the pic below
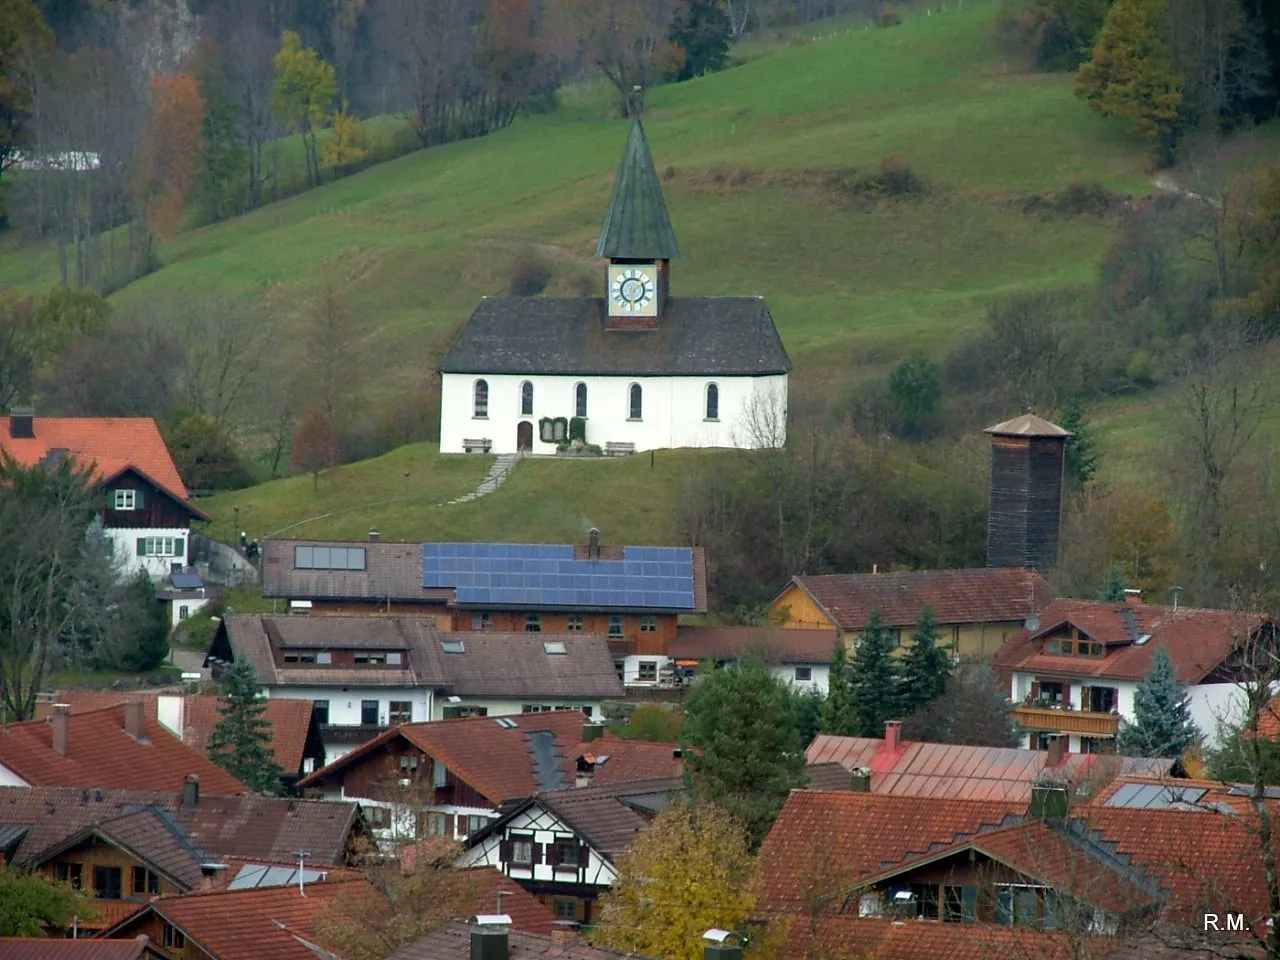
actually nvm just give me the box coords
[1044,632,1104,657]
[355,652,388,665]
[112,489,139,511]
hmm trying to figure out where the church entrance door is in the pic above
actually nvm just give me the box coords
[517,421,533,451]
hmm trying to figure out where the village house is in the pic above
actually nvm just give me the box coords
[0,702,245,793]
[458,776,683,926]
[437,120,790,455]
[157,570,219,629]
[804,721,1176,801]
[767,567,1051,659]
[258,534,707,687]
[0,939,168,960]
[36,692,326,788]
[103,870,558,960]
[666,626,837,693]
[0,782,364,934]
[388,919,661,960]
[207,615,623,764]
[758,785,1273,959]
[297,712,682,847]
[992,598,1272,752]
[0,409,208,580]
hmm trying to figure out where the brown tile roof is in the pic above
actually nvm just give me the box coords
[786,567,1050,630]
[0,938,158,960]
[0,705,245,794]
[466,868,558,935]
[582,737,683,784]
[0,416,191,502]
[784,916,1107,960]
[0,786,360,871]
[536,777,684,858]
[388,919,651,960]
[991,599,1266,683]
[37,692,314,775]
[668,626,837,664]
[261,539,709,614]
[805,734,1173,800]
[37,808,209,890]
[300,714,671,805]
[215,616,623,699]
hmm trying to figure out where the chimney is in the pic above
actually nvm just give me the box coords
[582,722,604,743]
[1029,783,1068,820]
[124,700,146,739]
[588,527,600,559]
[369,530,380,543]
[51,704,71,756]
[182,774,200,811]
[157,695,184,740]
[883,720,902,755]
[1123,588,1142,606]
[470,926,509,960]
[1046,735,1067,768]
[983,413,1070,572]
[850,766,871,793]
[7,406,34,439]
[705,943,744,960]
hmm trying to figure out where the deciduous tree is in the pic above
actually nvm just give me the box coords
[0,291,37,409]
[322,99,368,174]
[270,30,336,187]
[552,0,683,115]
[851,609,902,737]
[668,0,732,81]
[0,864,96,936]
[591,803,758,960]
[291,409,340,489]
[167,414,254,492]
[901,658,1019,747]
[681,655,805,847]
[899,606,950,716]
[137,73,206,239]
[207,658,283,794]
[887,352,942,439]
[1116,644,1200,758]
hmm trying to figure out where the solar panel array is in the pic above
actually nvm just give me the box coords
[421,542,696,610]
[227,864,325,890]
[1104,782,1209,809]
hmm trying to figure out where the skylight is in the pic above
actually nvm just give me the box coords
[543,641,567,655]
[441,639,466,654]
[494,717,518,729]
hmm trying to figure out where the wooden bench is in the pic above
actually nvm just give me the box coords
[462,438,492,454]
[604,441,636,457]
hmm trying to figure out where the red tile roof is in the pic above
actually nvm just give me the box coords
[1256,694,1280,738]
[783,916,1107,960]
[805,734,1172,800]
[0,416,189,502]
[786,568,1050,630]
[38,692,315,775]
[0,705,245,794]
[300,713,674,804]
[467,868,557,935]
[668,626,837,664]
[389,919,647,960]
[0,938,157,960]
[991,599,1266,683]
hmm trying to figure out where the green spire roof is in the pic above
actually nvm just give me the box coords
[595,120,680,261]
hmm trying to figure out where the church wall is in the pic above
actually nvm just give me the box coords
[440,373,788,454]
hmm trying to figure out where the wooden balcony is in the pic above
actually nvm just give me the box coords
[1012,704,1120,738]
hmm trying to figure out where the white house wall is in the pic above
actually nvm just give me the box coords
[105,526,190,580]
[771,664,831,696]
[458,804,617,888]
[170,598,211,629]
[432,697,604,722]
[0,763,30,787]
[1188,682,1246,745]
[263,686,432,765]
[439,373,789,454]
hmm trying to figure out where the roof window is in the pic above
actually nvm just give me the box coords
[494,717,518,729]
[543,641,567,655]
[441,639,466,654]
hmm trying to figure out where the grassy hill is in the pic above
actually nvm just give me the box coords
[4,4,1273,545]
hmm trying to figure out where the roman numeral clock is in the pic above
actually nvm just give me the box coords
[608,264,659,317]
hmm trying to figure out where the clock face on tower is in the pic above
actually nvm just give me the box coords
[608,264,658,317]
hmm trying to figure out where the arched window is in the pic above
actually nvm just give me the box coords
[705,382,720,421]
[628,383,643,420]
[473,379,489,418]
[575,382,588,418]
[520,381,534,416]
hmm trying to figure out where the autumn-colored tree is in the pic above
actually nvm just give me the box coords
[1075,0,1182,145]
[321,99,368,174]
[591,803,759,960]
[271,31,337,187]
[479,0,541,120]
[291,409,340,489]
[137,73,206,239]
[0,0,53,193]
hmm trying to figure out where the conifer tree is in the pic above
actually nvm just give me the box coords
[900,606,950,717]
[208,659,283,794]
[851,610,903,738]
[1099,565,1127,602]
[1116,645,1200,758]
[819,638,857,736]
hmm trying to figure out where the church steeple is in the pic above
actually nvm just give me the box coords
[596,120,680,261]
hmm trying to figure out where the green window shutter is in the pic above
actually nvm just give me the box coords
[174,538,185,560]
[135,489,145,508]
[136,538,148,557]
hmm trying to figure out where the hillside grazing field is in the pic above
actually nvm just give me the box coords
[4,5,1271,545]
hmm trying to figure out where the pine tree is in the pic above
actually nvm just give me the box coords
[1116,645,1200,758]
[1099,565,1127,602]
[207,659,283,795]
[1059,396,1099,489]
[900,606,951,717]
[851,610,903,738]
[819,638,857,736]
[680,656,805,848]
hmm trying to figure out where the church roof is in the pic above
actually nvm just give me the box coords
[595,121,680,261]
[438,297,791,377]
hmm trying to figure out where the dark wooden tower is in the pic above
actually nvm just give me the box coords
[984,413,1071,572]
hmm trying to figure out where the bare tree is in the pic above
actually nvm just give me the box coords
[172,294,279,428]
[552,0,682,115]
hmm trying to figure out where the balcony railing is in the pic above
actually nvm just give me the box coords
[319,722,390,744]
[1012,704,1120,738]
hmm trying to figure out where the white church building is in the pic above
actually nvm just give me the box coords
[438,121,791,455]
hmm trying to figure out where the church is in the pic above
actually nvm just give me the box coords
[438,120,791,455]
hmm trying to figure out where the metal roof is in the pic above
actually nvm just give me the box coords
[227,863,326,890]
[170,571,205,590]
[595,120,680,261]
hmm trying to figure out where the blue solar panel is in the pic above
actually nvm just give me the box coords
[423,542,695,609]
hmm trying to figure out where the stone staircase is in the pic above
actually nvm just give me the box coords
[445,453,520,505]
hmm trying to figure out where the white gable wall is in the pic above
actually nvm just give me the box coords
[105,526,191,580]
[0,763,30,787]
[440,372,788,454]
[458,803,618,887]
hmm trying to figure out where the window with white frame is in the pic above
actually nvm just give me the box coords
[112,489,138,511]
[474,379,489,418]
[137,537,184,558]
[608,615,624,638]
[511,838,534,864]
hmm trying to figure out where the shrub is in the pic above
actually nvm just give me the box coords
[663,165,677,181]
[569,416,587,443]
[1019,179,1121,218]
[711,168,728,184]
[730,167,752,186]
[878,154,924,197]
[876,4,902,27]
[508,248,552,296]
